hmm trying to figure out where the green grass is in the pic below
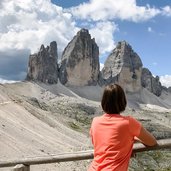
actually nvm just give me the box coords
[68,121,82,132]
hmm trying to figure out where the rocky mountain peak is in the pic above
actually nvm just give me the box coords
[116,41,142,69]
[25,29,167,97]
[59,28,99,86]
[40,44,45,51]
[26,41,58,84]
[100,41,142,92]
[77,28,89,35]
[141,68,162,96]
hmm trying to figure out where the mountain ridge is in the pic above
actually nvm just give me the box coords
[26,28,169,98]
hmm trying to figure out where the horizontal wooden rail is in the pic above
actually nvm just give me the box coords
[0,139,171,168]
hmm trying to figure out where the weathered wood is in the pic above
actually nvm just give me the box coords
[133,138,171,153]
[0,138,170,168]
[13,164,30,171]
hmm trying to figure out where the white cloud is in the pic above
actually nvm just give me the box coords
[100,63,104,71]
[148,27,153,32]
[0,0,80,80]
[89,21,117,54]
[70,0,161,22]
[0,78,19,84]
[162,6,171,17]
[0,0,78,54]
[160,75,171,88]
[158,32,166,36]
[152,62,157,66]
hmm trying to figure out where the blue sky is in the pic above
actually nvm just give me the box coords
[0,0,171,87]
[52,0,171,76]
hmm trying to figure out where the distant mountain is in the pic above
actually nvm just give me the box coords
[26,41,58,84]
[26,28,168,97]
[59,28,99,86]
[99,41,142,93]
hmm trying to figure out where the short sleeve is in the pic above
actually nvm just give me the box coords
[128,116,141,137]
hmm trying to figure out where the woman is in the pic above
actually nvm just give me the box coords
[88,84,157,171]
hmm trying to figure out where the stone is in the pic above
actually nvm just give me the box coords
[100,41,143,93]
[26,41,58,84]
[59,28,99,86]
[141,68,162,96]
[13,164,30,171]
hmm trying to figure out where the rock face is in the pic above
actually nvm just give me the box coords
[168,87,171,93]
[24,29,165,98]
[59,29,99,86]
[141,68,162,96]
[26,41,58,84]
[100,41,142,93]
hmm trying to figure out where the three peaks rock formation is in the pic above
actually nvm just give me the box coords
[26,28,164,96]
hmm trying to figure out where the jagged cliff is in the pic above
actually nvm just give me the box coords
[59,28,99,86]
[26,28,167,97]
[26,41,58,84]
[141,68,162,96]
[100,41,143,93]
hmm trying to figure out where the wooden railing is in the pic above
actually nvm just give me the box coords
[0,139,171,171]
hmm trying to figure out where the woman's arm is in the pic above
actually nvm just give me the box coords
[136,126,157,146]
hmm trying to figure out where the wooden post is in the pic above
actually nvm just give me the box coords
[13,164,30,171]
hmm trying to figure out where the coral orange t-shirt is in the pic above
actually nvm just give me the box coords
[88,114,141,171]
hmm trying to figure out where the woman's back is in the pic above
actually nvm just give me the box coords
[88,114,141,171]
[88,84,157,171]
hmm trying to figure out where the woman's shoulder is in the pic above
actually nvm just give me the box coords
[92,115,103,121]
[92,114,138,122]
[118,115,140,125]
[121,115,136,120]
[91,115,105,124]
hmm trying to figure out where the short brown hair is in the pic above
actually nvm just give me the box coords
[101,84,127,114]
